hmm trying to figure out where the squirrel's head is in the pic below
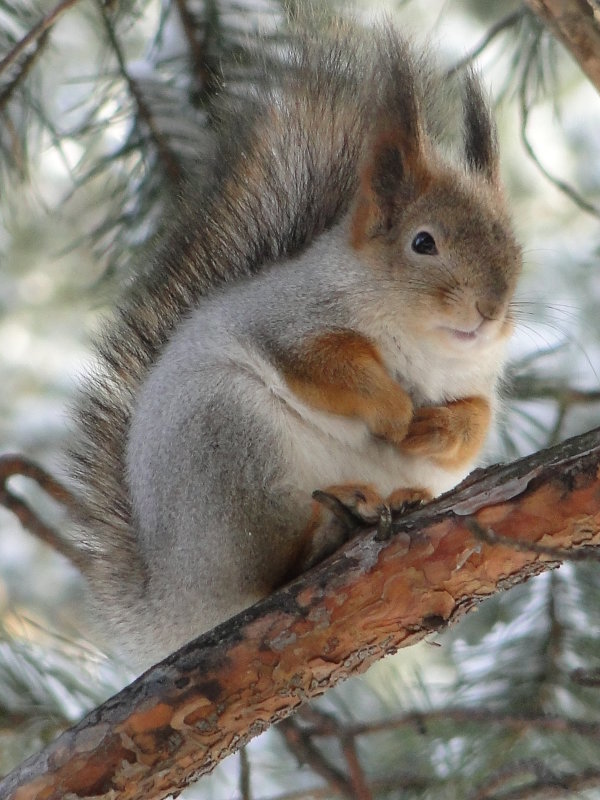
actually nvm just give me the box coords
[350,65,522,356]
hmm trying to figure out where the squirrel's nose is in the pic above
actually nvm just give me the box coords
[476,295,506,321]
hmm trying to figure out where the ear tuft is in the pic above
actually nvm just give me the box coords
[350,32,431,250]
[462,70,499,184]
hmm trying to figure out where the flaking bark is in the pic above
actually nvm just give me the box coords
[1,426,599,800]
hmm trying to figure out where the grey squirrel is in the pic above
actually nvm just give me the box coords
[68,21,522,670]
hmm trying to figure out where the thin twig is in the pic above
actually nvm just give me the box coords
[2,113,26,176]
[252,773,434,800]
[298,706,339,735]
[239,746,251,800]
[506,378,600,447]
[262,707,600,800]
[0,30,50,112]
[537,572,564,708]
[548,402,567,446]
[278,718,355,799]
[299,705,374,798]
[519,45,600,219]
[470,759,554,800]
[100,5,183,185]
[305,708,600,741]
[0,0,82,78]
[509,380,600,405]
[570,667,600,688]
[524,0,600,94]
[448,9,527,75]
[0,454,85,570]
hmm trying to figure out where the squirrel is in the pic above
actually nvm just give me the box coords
[68,21,522,671]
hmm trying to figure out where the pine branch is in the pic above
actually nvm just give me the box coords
[1,426,599,799]
[0,0,82,79]
[524,0,600,94]
[0,29,49,112]
[100,5,184,186]
[447,9,527,75]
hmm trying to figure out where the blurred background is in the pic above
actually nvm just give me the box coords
[1,0,600,797]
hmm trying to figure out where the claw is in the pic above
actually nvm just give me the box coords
[312,489,362,530]
[374,504,393,541]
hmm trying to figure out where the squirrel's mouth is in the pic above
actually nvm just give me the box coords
[438,317,500,345]
[448,327,480,341]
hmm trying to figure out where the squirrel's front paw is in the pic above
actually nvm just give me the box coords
[398,397,490,469]
[399,406,458,456]
[367,399,413,447]
[386,486,432,512]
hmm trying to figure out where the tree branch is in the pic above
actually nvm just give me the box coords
[524,0,600,94]
[340,733,373,800]
[471,763,600,800]
[278,718,355,799]
[0,454,86,571]
[1,426,599,799]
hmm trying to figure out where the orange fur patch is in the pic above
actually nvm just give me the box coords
[400,396,491,470]
[282,330,413,445]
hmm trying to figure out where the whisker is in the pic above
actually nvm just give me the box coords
[511,318,600,385]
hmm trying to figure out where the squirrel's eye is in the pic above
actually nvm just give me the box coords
[411,231,438,255]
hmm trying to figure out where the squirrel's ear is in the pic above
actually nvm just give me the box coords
[351,42,430,250]
[462,70,499,185]
[351,128,430,249]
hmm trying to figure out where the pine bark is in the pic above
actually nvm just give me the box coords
[1,426,599,800]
